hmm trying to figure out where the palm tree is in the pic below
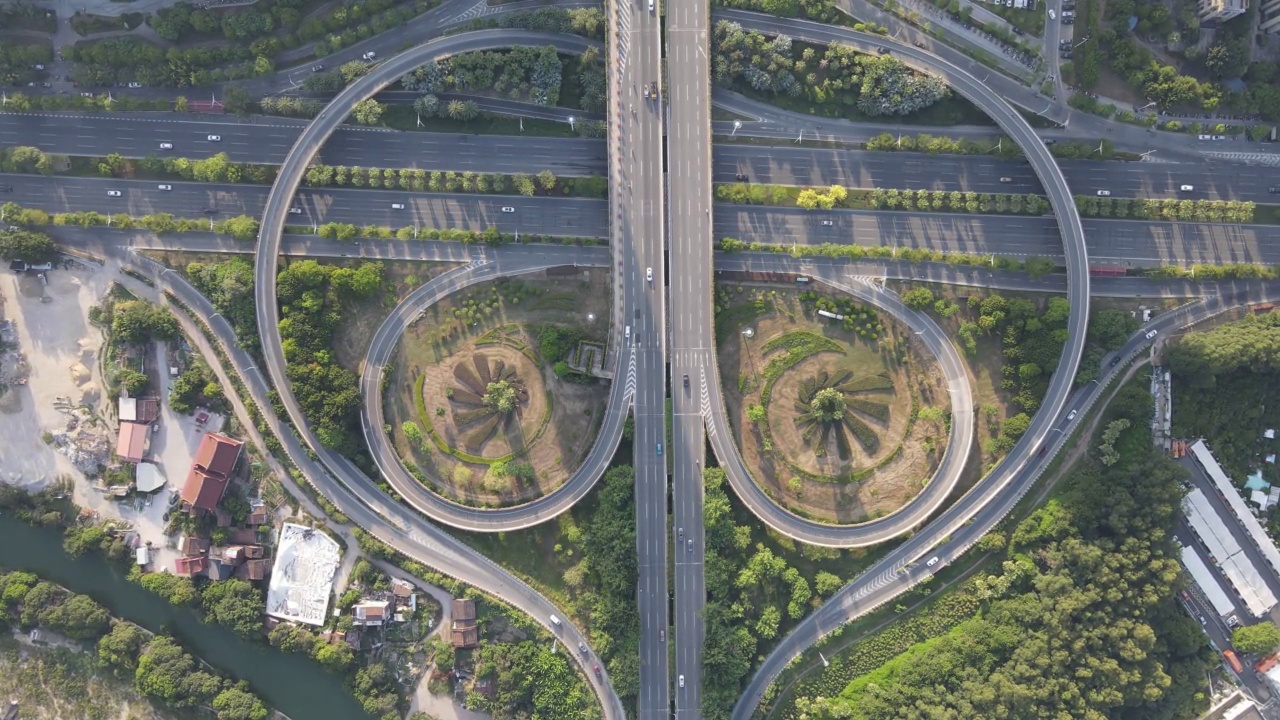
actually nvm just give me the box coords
[793,370,892,461]
[449,354,530,451]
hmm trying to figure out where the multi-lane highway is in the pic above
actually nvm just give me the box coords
[15,174,1280,266]
[0,112,605,174]
[665,0,714,708]
[714,144,1280,202]
[610,0,672,713]
[0,174,608,239]
[14,112,1280,200]
[715,207,1280,266]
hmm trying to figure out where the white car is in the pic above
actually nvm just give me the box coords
[391,203,405,210]
[362,51,376,60]
[821,219,833,226]
[646,267,653,282]
[1198,134,1212,140]
[926,556,939,567]
[1096,190,1111,197]
[159,142,173,150]
[679,675,685,688]
[288,207,302,214]
[207,134,221,141]
[1067,409,1078,421]
[107,190,122,197]
[1212,135,1227,140]
[1145,329,1158,340]
[127,82,142,88]
[501,206,515,213]
[157,184,171,191]
[1047,8,1055,19]
[1179,184,1194,191]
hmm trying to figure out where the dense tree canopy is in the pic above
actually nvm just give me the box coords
[0,227,57,263]
[201,579,264,639]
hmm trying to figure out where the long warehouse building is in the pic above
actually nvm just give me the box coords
[1191,439,1280,574]
[1180,544,1240,623]
[1183,487,1279,618]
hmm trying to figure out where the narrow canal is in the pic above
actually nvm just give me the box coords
[0,512,371,719]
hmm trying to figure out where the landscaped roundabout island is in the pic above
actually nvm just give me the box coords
[717,284,952,523]
[381,270,613,507]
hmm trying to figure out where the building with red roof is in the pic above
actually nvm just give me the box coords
[180,432,245,513]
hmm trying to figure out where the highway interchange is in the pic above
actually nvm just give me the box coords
[10,1,1280,718]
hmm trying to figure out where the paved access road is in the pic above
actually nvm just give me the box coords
[715,206,1280,267]
[0,174,608,238]
[0,111,607,175]
[715,145,1280,202]
[732,280,1280,719]
[243,28,625,719]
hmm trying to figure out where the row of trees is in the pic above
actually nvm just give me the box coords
[96,151,277,185]
[868,188,1049,215]
[301,164,604,197]
[1077,196,1256,223]
[0,569,271,720]
[712,22,950,117]
[64,36,258,88]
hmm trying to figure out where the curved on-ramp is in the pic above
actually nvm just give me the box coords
[358,246,632,532]
[720,16,1094,713]
[700,12,1091,550]
[705,268,974,547]
[250,30,623,718]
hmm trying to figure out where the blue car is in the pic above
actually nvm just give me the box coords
[657,443,663,456]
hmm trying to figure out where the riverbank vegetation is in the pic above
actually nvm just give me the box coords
[769,371,1214,720]
[0,567,272,720]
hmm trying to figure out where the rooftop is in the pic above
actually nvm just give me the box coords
[266,524,341,627]
[115,422,148,463]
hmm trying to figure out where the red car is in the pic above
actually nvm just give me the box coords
[593,664,601,676]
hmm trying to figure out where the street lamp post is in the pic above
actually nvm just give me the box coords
[568,115,576,132]
[732,120,741,136]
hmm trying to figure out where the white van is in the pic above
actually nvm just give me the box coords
[648,0,654,11]
[549,615,562,627]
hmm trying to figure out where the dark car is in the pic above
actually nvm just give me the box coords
[203,208,218,215]
[683,373,689,389]
[1109,356,1121,367]
[914,41,926,48]
[877,46,890,54]
[0,186,12,193]
[1270,187,1280,194]
[735,173,748,182]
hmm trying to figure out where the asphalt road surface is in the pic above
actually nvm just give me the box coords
[666,0,713,705]
[611,0,673,713]
[715,206,1280,267]
[0,111,607,175]
[714,145,1280,202]
[0,174,608,238]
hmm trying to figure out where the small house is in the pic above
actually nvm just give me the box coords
[352,600,391,627]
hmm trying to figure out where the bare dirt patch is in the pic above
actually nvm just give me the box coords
[717,284,949,523]
[383,270,611,507]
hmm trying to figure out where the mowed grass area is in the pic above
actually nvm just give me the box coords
[716,283,949,523]
[383,270,612,507]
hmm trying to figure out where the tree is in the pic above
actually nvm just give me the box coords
[902,287,934,310]
[311,637,355,672]
[135,636,198,706]
[1233,623,1280,655]
[98,620,148,671]
[43,593,109,639]
[111,301,178,344]
[201,580,263,639]
[213,686,269,720]
[747,404,766,424]
[223,86,253,117]
[0,228,57,263]
[351,98,384,125]
[537,169,557,191]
